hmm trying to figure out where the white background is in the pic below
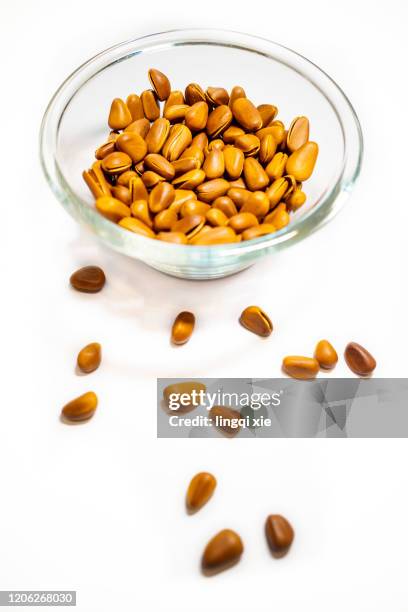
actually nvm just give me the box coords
[1,1,408,610]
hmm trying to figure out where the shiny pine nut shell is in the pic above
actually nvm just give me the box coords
[172,157,200,177]
[259,134,277,164]
[206,208,229,227]
[141,171,165,188]
[111,185,131,205]
[286,188,307,210]
[108,98,132,130]
[169,189,197,213]
[207,139,224,152]
[282,356,320,379]
[126,94,144,121]
[154,209,177,232]
[95,196,131,222]
[101,152,132,174]
[149,181,175,213]
[227,187,251,208]
[144,154,175,180]
[148,68,171,101]
[257,104,278,127]
[229,86,246,107]
[185,102,209,131]
[180,145,204,165]
[196,178,230,203]
[70,266,106,293]
[206,105,233,138]
[180,200,210,217]
[213,196,238,218]
[171,214,205,238]
[224,145,245,180]
[188,226,212,244]
[186,472,217,512]
[264,204,290,230]
[242,224,276,240]
[266,178,289,208]
[239,306,273,336]
[118,217,156,238]
[131,200,153,227]
[257,124,285,144]
[95,141,116,160]
[164,90,185,112]
[61,391,98,422]
[91,161,112,195]
[228,212,258,233]
[232,98,262,131]
[141,89,160,121]
[145,118,171,154]
[285,142,318,181]
[124,118,150,138]
[117,170,138,187]
[191,132,208,150]
[191,226,237,245]
[243,158,269,191]
[185,83,207,105]
[171,311,195,345]
[164,104,190,122]
[241,191,269,218]
[116,132,147,164]
[222,125,245,143]
[265,153,288,180]
[157,232,188,244]
[286,116,309,152]
[83,170,104,199]
[234,134,260,157]
[129,176,149,202]
[228,177,247,189]
[202,529,244,573]
[344,342,376,376]
[265,515,294,557]
[162,124,192,162]
[203,149,225,179]
[172,169,206,189]
[135,161,146,176]
[314,340,338,369]
[206,87,229,106]
[77,343,102,373]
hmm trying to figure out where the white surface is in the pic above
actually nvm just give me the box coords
[1,1,408,610]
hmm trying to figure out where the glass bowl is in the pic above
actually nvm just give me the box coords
[40,29,363,280]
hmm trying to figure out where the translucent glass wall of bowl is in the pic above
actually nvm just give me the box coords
[40,29,363,279]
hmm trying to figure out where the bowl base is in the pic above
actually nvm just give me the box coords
[148,261,254,280]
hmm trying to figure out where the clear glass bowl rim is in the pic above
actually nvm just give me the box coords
[39,28,363,258]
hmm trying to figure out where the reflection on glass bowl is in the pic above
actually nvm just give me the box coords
[40,29,363,279]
